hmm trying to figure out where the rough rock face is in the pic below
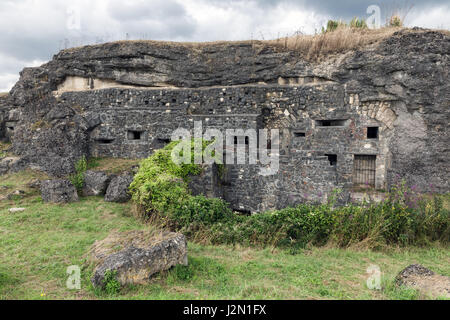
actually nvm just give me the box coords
[2,28,449,210]
[40,179,79,203]
[396,264,450,298]
[82,170,110,196]
[104,174,133,202]
[89,230,188,288]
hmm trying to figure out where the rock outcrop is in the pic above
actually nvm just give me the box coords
[104,174,133,203]
[89,230,188,288]
[396,264,450,298]
[82,170,110,196]
[40,179,79,203]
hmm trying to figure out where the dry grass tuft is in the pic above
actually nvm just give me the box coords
[266,26,402,62]
[59,27,450,65]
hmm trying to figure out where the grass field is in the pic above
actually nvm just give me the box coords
[0,170,449,300]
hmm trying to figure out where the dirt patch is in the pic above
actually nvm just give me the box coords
[396,264,450,298]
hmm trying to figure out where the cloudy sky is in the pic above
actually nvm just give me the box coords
[0,0,449,92]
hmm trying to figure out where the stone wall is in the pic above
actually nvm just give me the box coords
[3,28,449,211]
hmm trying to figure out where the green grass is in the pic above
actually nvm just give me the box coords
[0,171,449,300]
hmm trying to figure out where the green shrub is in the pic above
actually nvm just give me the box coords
[350,17,368,29]
[130,139,222,220]
[389,15,403,27]
[69,156,87,193]
[324,20,346,32]
[172,195,234,227]
[103,270,121,295]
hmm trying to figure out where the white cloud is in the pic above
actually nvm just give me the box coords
[406,5,450,29]
[183,0,329,41]
[0,74,19,92]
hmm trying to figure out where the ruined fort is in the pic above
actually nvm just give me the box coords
[0,28,448,213]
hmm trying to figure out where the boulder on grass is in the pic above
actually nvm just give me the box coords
[395,264,450,298]
[82,170,110,196]
[89,230,188,288]
[40,179,79,203]
[104,174,133,203]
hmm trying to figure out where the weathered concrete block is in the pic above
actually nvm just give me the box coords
[40,179,79,203]
[104,174,133,202]
[82,170,110,196]
[90,230,188,288]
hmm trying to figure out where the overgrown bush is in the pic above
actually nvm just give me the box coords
[130,139,222,219]
[130,142,449,249]
[324,20,346,33]
[389,15,403,27]
[350,17,367,29]
[103,270,121,295]
[69,156,87,193]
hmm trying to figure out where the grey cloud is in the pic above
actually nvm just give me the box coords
[213,0,449,20]
[108,0,187,20]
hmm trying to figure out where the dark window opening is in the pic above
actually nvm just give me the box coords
[97,139,114,144]
[235,208,251,215]
[316,119,348,127]
[7,127,14,131]
[293,132,305,137]
[325,154,337,166]
[171,98,177,103]
[262,108,271,117]
[127,130,143,140]
[157,138,171,144]
[144,100,149,105]
[367,127,379,139]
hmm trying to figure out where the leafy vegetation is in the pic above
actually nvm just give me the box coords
[68,156,88,193]
[350,17,368,29]
[103,270,121,295]
[389,15,403,27]
[130,139,220,219]
[323,17,367,33]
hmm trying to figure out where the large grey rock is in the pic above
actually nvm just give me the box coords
[395,264,450,298]
[89,230,188,288]
[82,170,110,196]
[104,174,133,203]
[40,179,79,203]
[0,156,22,175]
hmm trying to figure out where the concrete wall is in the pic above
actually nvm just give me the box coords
[55,80,397,212]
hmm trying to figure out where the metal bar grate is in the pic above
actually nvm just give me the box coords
[353,155,376,187]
